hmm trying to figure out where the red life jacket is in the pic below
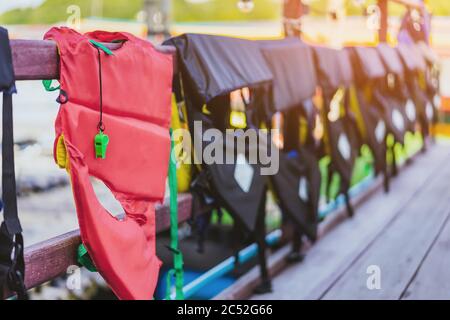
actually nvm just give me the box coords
[44,27,172,299]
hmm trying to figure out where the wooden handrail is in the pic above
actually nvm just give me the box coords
[3,193,208,298]
[10,39,177,80]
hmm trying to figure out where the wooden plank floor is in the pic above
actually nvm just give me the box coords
[251,143,450,300]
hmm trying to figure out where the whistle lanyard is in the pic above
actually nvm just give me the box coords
[96,47,105,133]
[90,40,113,159]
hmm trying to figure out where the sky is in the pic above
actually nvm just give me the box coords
[0,0,44,14]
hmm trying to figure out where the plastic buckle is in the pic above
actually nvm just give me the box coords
[56,89,69,104]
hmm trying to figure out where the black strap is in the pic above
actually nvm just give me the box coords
[0,92,28,299]
[326,163,334,204]
[2,94,20,235]
[255,200,270,287]
[343,191,354,217]
[95,48,105,132]
[391,144,398,176]
[343,88,363,151]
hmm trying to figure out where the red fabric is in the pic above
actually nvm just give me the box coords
[45,27,172,299]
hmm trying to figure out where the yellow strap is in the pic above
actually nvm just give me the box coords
[55,134,70,172]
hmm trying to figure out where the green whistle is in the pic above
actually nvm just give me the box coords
[94,131,109,159]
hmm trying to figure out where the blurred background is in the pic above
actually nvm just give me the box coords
[1,0,449,299]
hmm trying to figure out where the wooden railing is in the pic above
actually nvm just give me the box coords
[19,194,196,297]
[4,40,191,298]
[11,40,177,80]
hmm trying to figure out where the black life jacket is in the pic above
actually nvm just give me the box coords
[347,47,388,180]
[165,33,274,287]
[417,42,440,127]
[313,46,361,216]
[377,43,415,135]
[398,9,429,45]
[397,43,432,138]
[259,39,320,241]
[0,27,28,299]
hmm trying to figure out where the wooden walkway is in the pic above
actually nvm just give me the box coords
[249,142,450,300]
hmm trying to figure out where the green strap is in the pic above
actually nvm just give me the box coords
[77,244,97,272]
[89,40,114,56]
[165,128,184,300]
[42,39,113,93]
[42,79,60,92]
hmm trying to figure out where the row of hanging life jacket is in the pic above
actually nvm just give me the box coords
[0,25,439,299]
[165,33,440,293]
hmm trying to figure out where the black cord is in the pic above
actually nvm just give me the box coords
[96,48,105,132]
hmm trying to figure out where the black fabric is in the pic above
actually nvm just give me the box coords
[1,94,20,234]
[265,104,321,242]
[313,46,360,215]
[167,34,273,285]
[354,90,388,172]
[188,104,271,285]
[259,39,317,113]
[370,46,410,143]
[373,91,408,144]
[167,34,272,233]
[325,116,360,192]
[338,49,353,87]
[271,149,320,241]
[377,45,416,134]
[348,46,405,191]
[283,98,318,151]
[258,39,320,241]
[418,42,439,66]
[312,46,345,95]
[348,47,388,151]
[399,9,428,44]
[0,26,27,299]
[397,44,431,137]
[164,34,272,105]
[377,43,404,77]
[418,43,440,126]
[397,43,426,73]
[351,47,386,84]
[189,104,268,232]
[352,47,408,143]
[0,29,15,92]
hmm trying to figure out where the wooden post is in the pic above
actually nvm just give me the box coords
[283,0,304,38]
[378,0,388,43]
[144,0,171,37]
[161,0,172,37]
